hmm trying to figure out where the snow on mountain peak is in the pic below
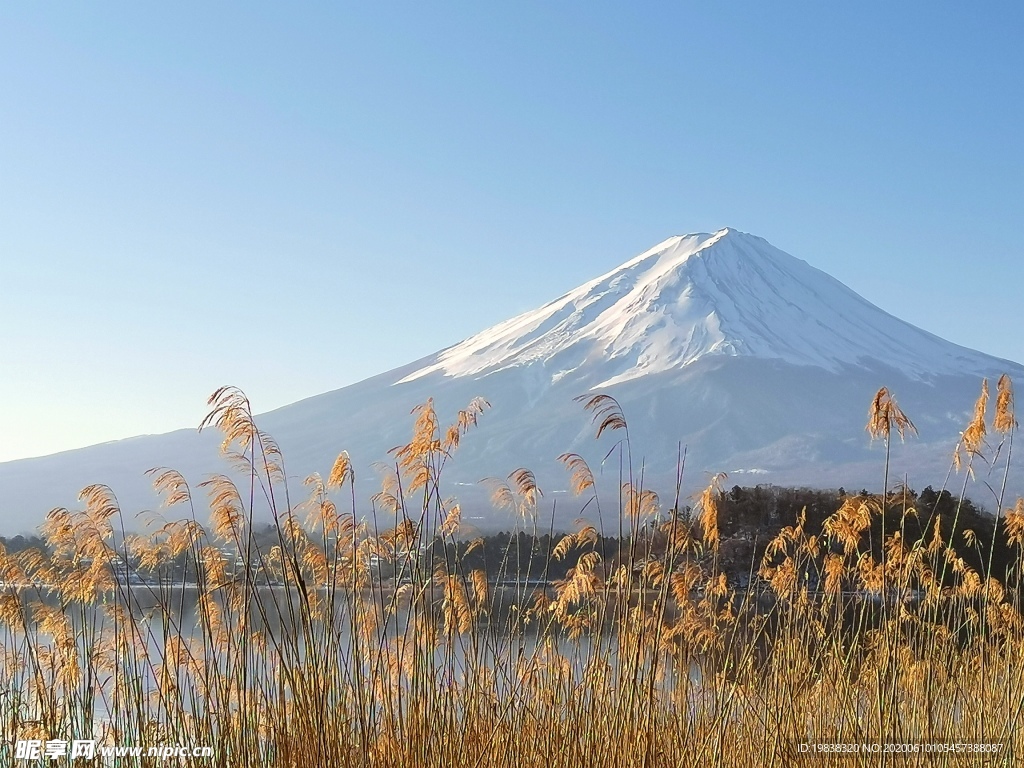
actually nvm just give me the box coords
[399,228,1001,388]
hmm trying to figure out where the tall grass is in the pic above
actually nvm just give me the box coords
[1,381,1023,766]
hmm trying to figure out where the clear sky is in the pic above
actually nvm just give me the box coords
[1,2,1021,463]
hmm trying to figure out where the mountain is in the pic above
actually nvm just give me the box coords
[400,228,997,384]
[2,229,1020,533]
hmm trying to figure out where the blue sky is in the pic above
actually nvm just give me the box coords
[1,2,1021,462]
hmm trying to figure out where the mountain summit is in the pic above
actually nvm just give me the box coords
[402,228,994,386]
[1,229,1020,531]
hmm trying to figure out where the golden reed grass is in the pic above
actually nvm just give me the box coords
[0,381,1022,766]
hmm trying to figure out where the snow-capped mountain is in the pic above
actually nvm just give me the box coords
[2,229,1020,533]
[401,229,997,384]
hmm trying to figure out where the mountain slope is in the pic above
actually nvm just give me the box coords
[400,229,999,385]
[1,229,1020,532]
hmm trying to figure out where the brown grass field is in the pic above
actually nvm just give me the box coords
[2,379,1023,766]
